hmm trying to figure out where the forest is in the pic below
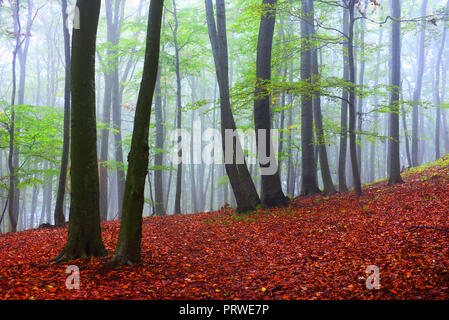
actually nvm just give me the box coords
[1,0,449,301]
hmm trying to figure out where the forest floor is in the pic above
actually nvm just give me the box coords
[2,157,449,300]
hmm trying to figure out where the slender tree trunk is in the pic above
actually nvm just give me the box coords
[412,0,427,167]
[356,19,365,180]
[370,25,383,182]
[338,5,349,192]
[205,0,261,212]
[173,0,183,214]
[300,0,320,195]
[54,0,71,227]
[253,0,288,207]
[154,68,166,215]
[8,0,21,233]
[309,0,335,194]
[111,0,164,265]
[388,0,403,185]
[434,1,449,160]
[347,0,362,195]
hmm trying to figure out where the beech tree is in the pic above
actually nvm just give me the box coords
[205,0,261,212]
[54,0,71,227]
[254,0,288,207]
[387,0,403,185]
[111,0,164,265]
[53,0,106,262]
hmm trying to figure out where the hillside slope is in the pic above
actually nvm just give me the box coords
[1,157,449,300]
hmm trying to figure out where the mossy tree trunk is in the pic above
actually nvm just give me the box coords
[53,0,106,262]
[111,0,164,266]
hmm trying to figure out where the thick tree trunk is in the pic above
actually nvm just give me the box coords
[53,0,107,262]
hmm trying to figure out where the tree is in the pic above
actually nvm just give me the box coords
[205,0,261,213]
[300,0,320,195]
[347,0,362,195]
[8,0,21,233]
[53,0,106,262]
[387,0,403,185]
[254,0,288,207]
[308,0,335,195]
[433,0,449,160]
[54,0,71,227]
[172,0,183,214]
[153,67,166,216]
[109,0,126,220]
[111,0,165,265]
[338,5,349,192]
[411,0,428,167]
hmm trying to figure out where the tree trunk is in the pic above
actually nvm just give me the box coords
[308,0,335,194]
[8,0,21,233]
[346,1,362,195]
[411,0,427,167]
[388,0,403,185]
[253,0,288,207]
[300,0,320,195]
[338,5,349,192]
[205,0,261,212]
[173,0,183,214]
[111,0,164,265]
[53,0,107,262]
[433,1,449,160]
[356,19,365,180]
[54,0,71,227]
[154,67,166,215]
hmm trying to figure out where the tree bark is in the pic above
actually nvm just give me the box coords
[154,67,166,215]
[173,0,183,214]
[433,1,449,160]
[347,1,362,195]
[53,0,107,262]
[411,0,427,167]
[388,0,403,185]
[54,0,71,227]
[308,0,335,194]
[111,0,164,265]
[205,0,261,212]
[300,0,320,195]
[253,0,288,207]
[338,5,349,192]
